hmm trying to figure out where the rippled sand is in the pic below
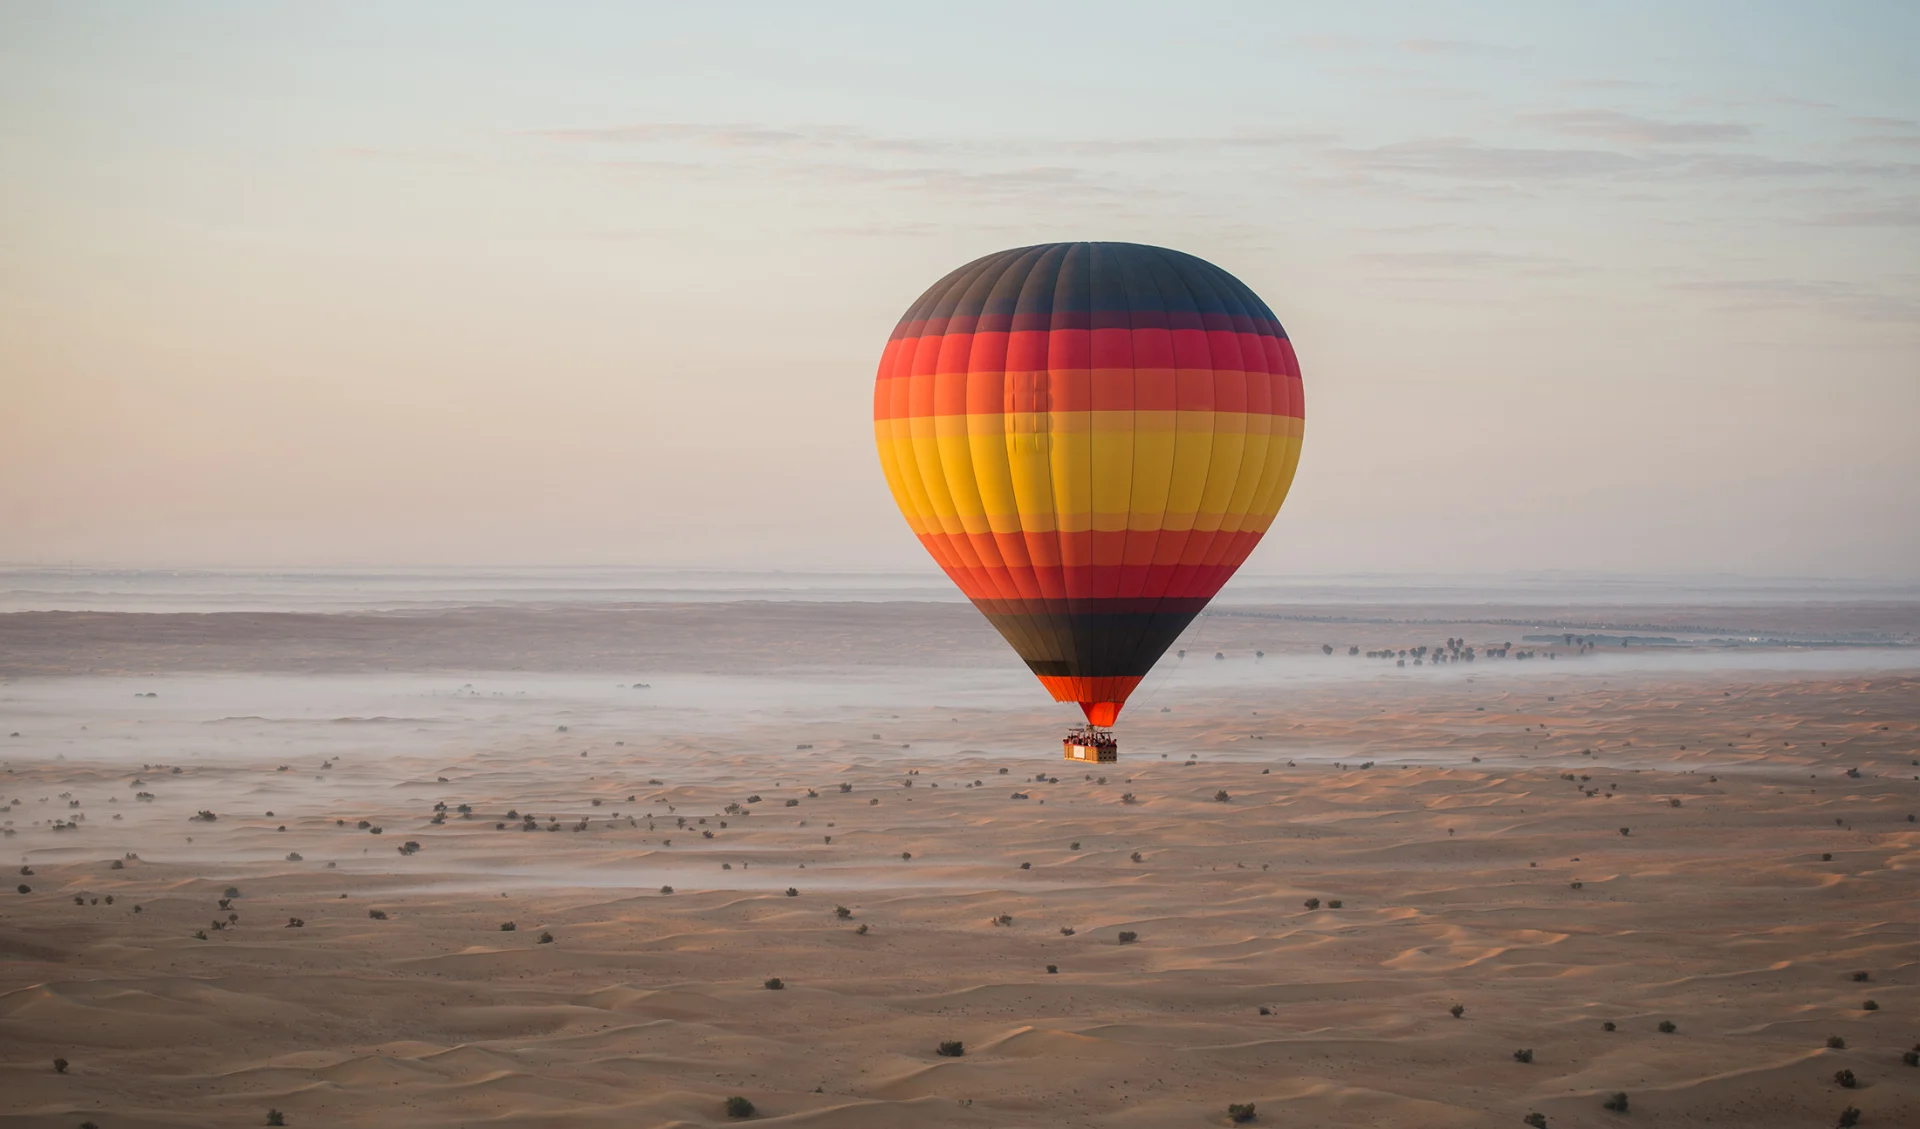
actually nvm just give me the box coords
[3,602,1916,1128]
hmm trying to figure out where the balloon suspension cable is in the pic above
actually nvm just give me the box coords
[1126,604,1215,716]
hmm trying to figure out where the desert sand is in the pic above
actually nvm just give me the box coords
[3,598,1916,1128]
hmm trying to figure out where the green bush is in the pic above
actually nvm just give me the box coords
[936,1041,964,1057]
[1303,897,1320,910]
[724,1095,755,1118]
[1513,1048,1533,1063]
[1838,1106,1861,1128]
[1450,1004,1465,1018]
[1833,1068,1856,1089]
[267,1111,286,1127]
[1827,1035,1847,1050]
[1657,1020,1676,1033]
[1117,930,1138,944]
[1523,1114,1548,1128]
[1603,1092,1628,1112]
[1228,1101,1256,1123]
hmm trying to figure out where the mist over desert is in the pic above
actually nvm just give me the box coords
[4,577,1915,1128]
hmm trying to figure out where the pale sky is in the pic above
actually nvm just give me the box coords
[3,2,1916,578]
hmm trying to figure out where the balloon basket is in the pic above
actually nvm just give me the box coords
[1064,726,1117,763]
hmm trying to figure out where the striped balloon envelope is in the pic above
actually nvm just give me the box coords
[872,242,1304,729]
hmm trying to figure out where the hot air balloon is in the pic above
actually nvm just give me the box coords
[872,242,1304,761]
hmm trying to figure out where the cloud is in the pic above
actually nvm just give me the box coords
[527,121,1331,160]
[1360,250,1556,268]
[529,123,811,148]
[1801,203,1920,227]
[1399,38,1517,56]
[1523,110,1751,144]
[1556,78,1653,91]
[1672,278,1919,322]
[1326,137,1648,180]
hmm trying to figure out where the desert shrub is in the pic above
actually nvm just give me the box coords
[1658,1020,1676,1033]
[267,1111,286,1126]
[110,859,125,870]
[1833,1068,1856,1088]
[1602,1092,1628,1112]
[724,1096,754,1118]
[660,885,673,894]
[286,917,304,928]
[1259,1006,1271,1016]
[1523,1114,1548,1128]
[1619,827,1630,836]
[225,886,240,898]
[1215,790,1231,802]
[764,977,784,990]
[855,923,868,935]
[1514,1048,1533,1063]
[785,799,799,807]
[901,851,912,860]
[786,887,799,897]
[747,795,762,803]
[193,930,207,940]
[835,905,852,919]
[1303,897,1320,910]
[1060,926,1076,936]
[368,909,388,920]
[219,897,232,910]
[1864,999,1879,1010]
[15,885,27,895]
[1328,899,1343,909]
[500,922,516,931]
[1046,964,1057,974]
[286,852,303,862]
[992,913,1013,927]
[1827,1035,1847,1049]
[1450,1004,1465,1018]
[936,1041,964,1057]
[17,866,29,876]
[1070,841,1081,850]
[1824,853,1834,861]
[1603,1021,1616,1031]
[76,895,87,906]
[1117,930,1138,944]
[1902,1047,1919,1067]
[1851,970,1870,982]
[1838,1106,1861,1127]
[1228,1102,1256,1123]
[1571,881,1584,889]
[104,895,113,905]
[53,1057,68,1073]
[1020,862,1031,870]
[1130,851,1143,863]
[357,820,370,829]
[1121,792,1137,804]
[537,932,553,944]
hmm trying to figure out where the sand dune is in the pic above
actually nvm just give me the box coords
[3,601,1916,1126]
